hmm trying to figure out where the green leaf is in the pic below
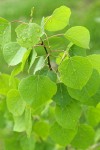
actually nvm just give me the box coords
[55,101,81,129]
[45,6,71,31]
[25,106,32,137]
[33,121,50,139]
[3,42,27,66]
[69,45,87,57]
[67,69,100,103]
[64,26,90,49]
[13,114,25,132]
[86,104,100,127]
[9,63,23,87]
[71,124,95,149]
[84,87,100,106]
[20,135,35,150]
[53,83,72,106]
[45,70,57,82]
[0,17,11,47]
[44,36,68,53]
[50,122,77,146]
[87,54,100,74]
[10,64,22,78]
[7,89,26,116]
[59,56,93,90]
[18,75,57,109]
[0,73,19,96]
[35,69,57,82]
[0,74,11,95]
[56,52,67,65]
[21,49,31,71]
[9,48,31,79]
[9,49,31,79]
[15,23,42,48]
[28,49,37,71]
[33,56,45,74]
[13,106,32,136]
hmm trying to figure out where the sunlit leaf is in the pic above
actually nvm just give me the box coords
[45,6,71,31]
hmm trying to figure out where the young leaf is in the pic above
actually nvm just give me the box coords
[71,124,95,149]
[58,56,93,90]
[55,101,81,129]
[64,26,90,49]
[10,64,22,78]
[67,69,100,103]
[50,122,77,146]
[53,83,72,106]
[18,75,57,109]
[28,49,37,71]
[3,42,27,66]
[7,89,26,116]
[33,56,45,74]
[9,49,32,78]
[15,23,42,48]
[21,49,32,71]
[9,49,31,80]
[45,6,71,31]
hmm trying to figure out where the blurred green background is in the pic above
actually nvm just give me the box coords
[0,0,100,73]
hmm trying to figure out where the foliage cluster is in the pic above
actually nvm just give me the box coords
[0,5,100,150]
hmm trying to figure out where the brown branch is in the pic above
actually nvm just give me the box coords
[41,40,52,70]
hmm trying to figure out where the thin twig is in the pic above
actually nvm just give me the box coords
[44,33,51,49]
[59,42,73,65]
[11,20,27,24]
[44,33,64,41]
[41,40,52,70]
[51,50,64,52]
[29,7,34,23]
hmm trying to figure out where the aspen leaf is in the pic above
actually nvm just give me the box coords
[45,6,71,31]
[65,26,90,49]
[59,56,93,89]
